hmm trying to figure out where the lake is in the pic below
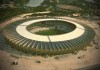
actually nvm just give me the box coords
[26,0,44,7]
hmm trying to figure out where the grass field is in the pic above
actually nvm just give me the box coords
[35,29,66,35]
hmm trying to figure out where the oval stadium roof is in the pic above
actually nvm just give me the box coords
[3,17,95,55]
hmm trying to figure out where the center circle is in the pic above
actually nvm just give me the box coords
[27,20,76,36]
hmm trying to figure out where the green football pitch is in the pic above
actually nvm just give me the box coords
[35,29,66,35]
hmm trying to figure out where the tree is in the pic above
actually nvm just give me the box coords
[12,0,30,7]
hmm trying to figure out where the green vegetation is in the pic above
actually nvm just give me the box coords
[0,0,97,23]
[1,0,30,7]
[13,0,30,7]
[40,0,94,17]
[35,29,66,35]
[0,8,31,23]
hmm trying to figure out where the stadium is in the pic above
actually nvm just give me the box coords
[3,17,95,55]
[0,0,100,70]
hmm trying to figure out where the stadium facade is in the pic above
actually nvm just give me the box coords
[3,17,95,55]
